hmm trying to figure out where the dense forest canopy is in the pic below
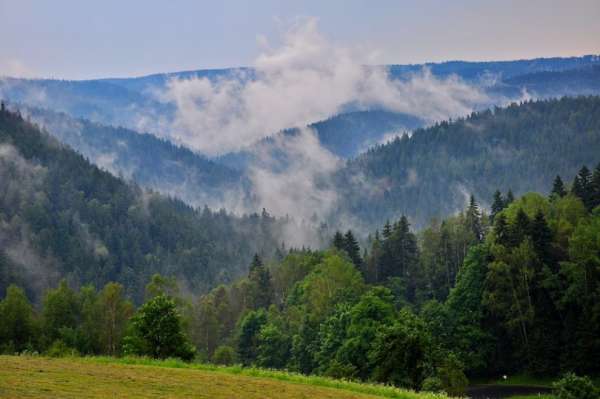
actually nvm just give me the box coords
[2,168,599,395]
[335,96,600,229]
[0,107,310,303]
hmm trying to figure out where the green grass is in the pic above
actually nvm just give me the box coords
[507,396,553,399]
[0,355,454,399]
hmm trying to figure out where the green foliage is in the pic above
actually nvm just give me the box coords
[552,373,598,399]
[337,96,600,229]
[237,309,268,365]
[0,284,37,352]
[420,376,444,393]
[257,323,291,369]
[122,295,195,361]
[46,339,79,357]
[212,345,236,365]
[368,309,432,389]
[0,109,292,303]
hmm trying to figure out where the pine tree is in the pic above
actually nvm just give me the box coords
[509,208,530,246]
[572,166,593,210]
[494,213,510,247]
[551,175,567,198]
[343,230,362,268]
[530,211,554,268]
[248,254,273,309]
[505,190,515,206]
[491,190,505,222]
[382,220,392,240]
[466,195,483,242]
[591,163,600,210]
[332,231,345,251]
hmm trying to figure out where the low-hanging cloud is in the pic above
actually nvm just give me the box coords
[159,17,488,156]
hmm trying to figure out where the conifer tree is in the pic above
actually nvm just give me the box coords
[466,195,483,241]
[382,220,392,240]
[505,190,515,206]
[332,231,345,251]
[572,166,593,210]
[509,208,530,246]
[591,163,600,210]
[343,230,362,268]
[551,175,567,198]
[248,254,273,309]
[491,190,505,222]
[530,211,554,268]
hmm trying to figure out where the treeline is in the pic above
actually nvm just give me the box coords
[0,106,300,303]
[188,163,600,392]
[1,163,599,393]
[336,96,600,229]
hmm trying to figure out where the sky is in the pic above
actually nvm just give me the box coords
[1,0,599,80]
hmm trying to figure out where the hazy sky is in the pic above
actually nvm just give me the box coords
[1,0,599,80]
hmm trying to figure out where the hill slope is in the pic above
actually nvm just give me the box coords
[0,108,290,302]
[335,96,600,229]
[17,105,245,208]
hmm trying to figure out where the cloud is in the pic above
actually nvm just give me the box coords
[246,127,340,222]
[159,17,488,156]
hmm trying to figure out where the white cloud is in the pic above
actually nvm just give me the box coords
[159,17,488,156]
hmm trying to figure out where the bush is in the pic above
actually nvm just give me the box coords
[122,295,195,361]
[437,353,468,396]
[46,340,79,357]
[553,373,598,399]
[212,345,236,365]
[421,376,444,393]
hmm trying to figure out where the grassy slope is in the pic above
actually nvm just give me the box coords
[0,356,450,399]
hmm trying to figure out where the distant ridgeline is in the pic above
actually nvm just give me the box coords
[334,96,600,229]
[14,105,246,209]
[0,106,297,303]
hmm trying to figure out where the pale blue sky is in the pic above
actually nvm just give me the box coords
[1,0,599,79]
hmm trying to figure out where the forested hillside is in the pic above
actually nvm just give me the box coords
[4,168,597,395]
[0,107,295,302]
[218,110,423,170]
[185,171,600,391]
[335,96,600,229]
[17,106,246,208]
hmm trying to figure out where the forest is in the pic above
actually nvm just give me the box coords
[2,157,599,395]
[0,107,301,303]
[336,96,600,229]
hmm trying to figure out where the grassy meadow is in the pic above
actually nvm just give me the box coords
[0,355,451,399]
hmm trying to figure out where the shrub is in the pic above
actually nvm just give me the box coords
[46,340,79,357]
[437,353,468,396]
[212,345,236,365]
[421,376,444,393]
[553,373,598,399]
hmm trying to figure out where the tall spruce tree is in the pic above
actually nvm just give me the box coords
[343,230,362,268]
[551,175,567,198]
[248,254,273,309]
[591,163,600,210]
[491,190,505,222]
[572,166,594,211]
[466,195,484,242]
[505,190,515,206]
[332,231,345,251]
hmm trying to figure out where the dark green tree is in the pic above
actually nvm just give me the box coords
[237,309,268,365]
[0,285,37,352]
[551,175,567,198]
[122,295,195,360]
[332,231,345,251]
[248,254,274,309]
[491,190,505,222]
[343,230,362,268]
